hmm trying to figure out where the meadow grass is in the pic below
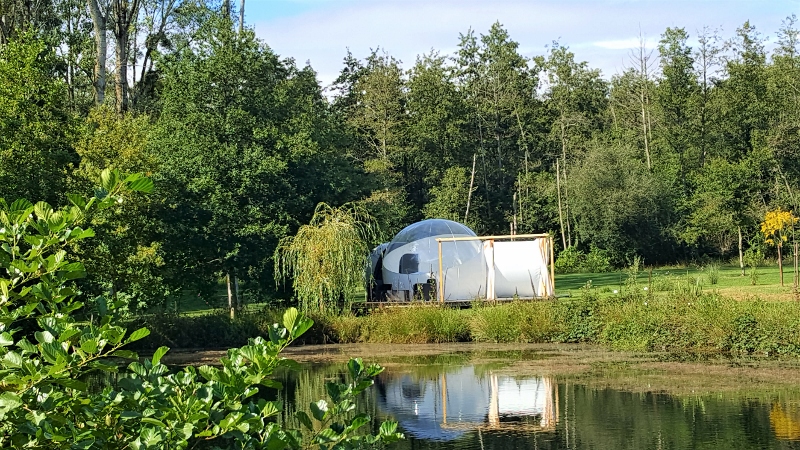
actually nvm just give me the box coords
[133,261,800,356]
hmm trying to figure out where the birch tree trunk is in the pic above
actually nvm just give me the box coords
[464,153,476,222]
[87,0,107,105]
[239,0,245,34]
[556,159,567,249]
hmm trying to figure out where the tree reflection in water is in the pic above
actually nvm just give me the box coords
[275,362,800,450]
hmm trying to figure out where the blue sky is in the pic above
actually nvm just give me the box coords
[246,0,800,88]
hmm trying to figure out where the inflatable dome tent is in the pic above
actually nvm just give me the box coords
[367,219,487,301]
[367,218,555,302]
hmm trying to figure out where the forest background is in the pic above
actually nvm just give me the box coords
[1,0,798,309]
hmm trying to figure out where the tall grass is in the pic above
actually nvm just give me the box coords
[130,294,800,357]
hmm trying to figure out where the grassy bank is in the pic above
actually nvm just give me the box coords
[130,288,800,357]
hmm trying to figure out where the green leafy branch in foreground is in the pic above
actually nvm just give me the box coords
[0,170,402,449]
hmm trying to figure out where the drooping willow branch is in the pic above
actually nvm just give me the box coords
[274,202,379,312]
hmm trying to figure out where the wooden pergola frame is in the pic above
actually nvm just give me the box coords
[434,233,555,303]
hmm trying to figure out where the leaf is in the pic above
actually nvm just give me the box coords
[56,378,87,392]
[316,428,339,443]
[310,400,328,421]
[151,346,169,366]
[66,193,87,209]
[128,177,154,193]
[0,332,12,347]
[283,308,298,334]
[0,392,22,419]
[100,169,118,192]
[261,401,280,418]
[294,411,314,431]
[292,316,314,340]
[140,417,167,428]
[113,350,139,360]
[126,327,150,344]
[347,358,364,379]
[79,338,98,354]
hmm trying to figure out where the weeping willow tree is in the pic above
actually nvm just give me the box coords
[274,202,379,312]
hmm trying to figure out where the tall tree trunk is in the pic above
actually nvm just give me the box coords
[556,159,566,249]
[739,226,745,276]
[222,0,230,17]
[114,24,128,112]
[111,0,138,113]
[227,272,238,319]
[238,0,245,33]
[562,157,572,248]
[87,0,107,105]
[464,153,476,222]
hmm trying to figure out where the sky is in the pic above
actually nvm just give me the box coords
[246,0,800,89]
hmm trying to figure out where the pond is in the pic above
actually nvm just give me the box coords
[264,343,800,450]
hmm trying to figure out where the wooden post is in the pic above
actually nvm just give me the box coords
[779,243,784,287]
[549,236,555,298]
[438,240,444,303]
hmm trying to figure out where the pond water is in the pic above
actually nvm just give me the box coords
[270,346,800,450]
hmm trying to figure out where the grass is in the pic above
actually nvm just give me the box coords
[556,262,800,301]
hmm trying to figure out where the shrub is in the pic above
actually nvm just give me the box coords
[583,246,613,273]
[555,247,584,274]
[0,172,403,448]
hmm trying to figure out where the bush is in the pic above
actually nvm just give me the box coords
[555,247,584,274]
[0,172,403,448]
[583,246,613,273]
[555,246,614,274]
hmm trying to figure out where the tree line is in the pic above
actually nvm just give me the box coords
[1,0,798,306]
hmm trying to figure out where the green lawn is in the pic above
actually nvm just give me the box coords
[163,262,798,317]
[556,263,799,301]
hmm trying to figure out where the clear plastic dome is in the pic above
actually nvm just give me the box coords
[390,219,476,245]
[383,219,481,277]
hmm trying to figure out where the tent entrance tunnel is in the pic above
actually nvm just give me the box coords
[366,219,555,302]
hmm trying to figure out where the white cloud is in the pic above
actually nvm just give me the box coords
[252,0,797,87]
[592,37,658,50]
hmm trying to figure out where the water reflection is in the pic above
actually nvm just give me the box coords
[277,361,800,450]
[377,367,557,441]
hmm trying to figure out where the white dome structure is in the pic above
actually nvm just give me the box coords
[366,219,555,302]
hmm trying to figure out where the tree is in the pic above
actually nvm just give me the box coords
[0,33,77,205]
[423,167,473,224]
[274,203,377,312]
[537,42,608,247]
[455,22,542,234]
[152,19,361,304]
[70,107,166,309]
[569,142,674,264]
[761,208,798,286]
[656,27,699,196]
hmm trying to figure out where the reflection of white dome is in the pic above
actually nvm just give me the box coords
[383,219,481,278]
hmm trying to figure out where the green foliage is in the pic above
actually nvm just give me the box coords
[274,203,378,312]
[0,172,402,449]
[0,32,76,205]
[706,263,720,285]
[555,246,613,274]
[555,247,583,274]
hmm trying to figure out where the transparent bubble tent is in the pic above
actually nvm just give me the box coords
[366,219,554,302]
